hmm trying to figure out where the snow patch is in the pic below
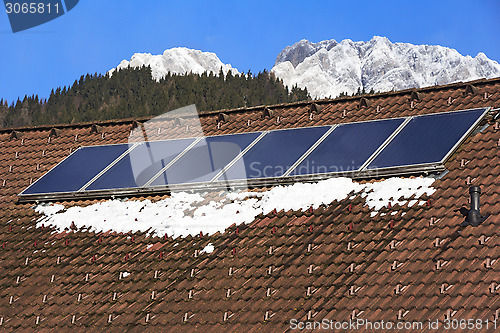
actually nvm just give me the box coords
[363,177,435,210]
[408,200,418,207]
[35,177,435,238]
[35,204,64,216]
[201,243,214,254]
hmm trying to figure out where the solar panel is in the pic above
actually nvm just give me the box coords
[288,118,405,177]
[85,138,197,191]
[19,108,489,202]
[366,108,487,170]
[149,132,261,186]
[215,126,332,181]
[22,143,131,195]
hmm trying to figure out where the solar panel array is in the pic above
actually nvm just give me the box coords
[20,108,489,201]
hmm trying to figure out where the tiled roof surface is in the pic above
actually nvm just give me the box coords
[0,78,500,331]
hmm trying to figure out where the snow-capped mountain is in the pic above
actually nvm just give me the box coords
[271,36,500,98]
[109,47,239,80]
[109,38,500,100]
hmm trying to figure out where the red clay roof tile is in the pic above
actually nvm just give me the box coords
[1,78,500,330]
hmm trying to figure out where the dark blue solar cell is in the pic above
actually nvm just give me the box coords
[367,108,487,169]
[217,126,331,181]
[86,138,196,190]
[22,144,131,194]
[150,132,260,185]
[290,118,405,176]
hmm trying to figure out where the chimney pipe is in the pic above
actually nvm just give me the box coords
[470,186,480,212]
[462,186,489,227]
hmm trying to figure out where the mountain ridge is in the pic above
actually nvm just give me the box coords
[109,37,500,99]
[271,36,500,98]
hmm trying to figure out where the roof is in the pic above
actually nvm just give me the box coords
[1,77,500,331]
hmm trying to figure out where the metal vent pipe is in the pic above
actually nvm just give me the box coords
[463,186,489,226]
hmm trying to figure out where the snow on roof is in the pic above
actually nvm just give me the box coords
[201,243,214,254]
[362,177,436,210]
[35,177,436,238]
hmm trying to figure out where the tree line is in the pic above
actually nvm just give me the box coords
[0,66,311,128]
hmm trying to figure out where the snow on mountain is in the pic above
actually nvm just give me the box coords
[109,38,500,99]
[109,47,239,80]
[272,36,500,99]
[274,39,338,67]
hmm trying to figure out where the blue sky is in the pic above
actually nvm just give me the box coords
[1,0,500,103]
